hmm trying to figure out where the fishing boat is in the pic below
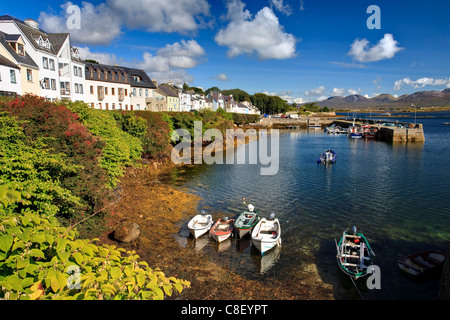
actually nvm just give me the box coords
[234,204,260,239]
[187,212,213,239]
[210,218,235,243]
[317,149,337,164]
[398,250,445,277]
[251,214,281,255]
[335,226,375,280]
[362,125,377,139]
[348,121,363,139]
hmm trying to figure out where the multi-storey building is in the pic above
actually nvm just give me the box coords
[123,67,157,111]
[0,15,85,102]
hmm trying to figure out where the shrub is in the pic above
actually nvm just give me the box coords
[0,188,190,300]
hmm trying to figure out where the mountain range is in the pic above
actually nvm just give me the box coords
[312,88,450,110]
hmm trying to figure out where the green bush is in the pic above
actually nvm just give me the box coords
[0,188,190,300]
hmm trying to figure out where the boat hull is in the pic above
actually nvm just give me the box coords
[251,218,281,255]
[398,250,445,277]
[336,230,375,280]
[187,214,213,239]
[210,218,235,243]
[234,210,260,239]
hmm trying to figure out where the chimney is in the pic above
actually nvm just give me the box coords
[151,78,158,87]
[24,19,39,30]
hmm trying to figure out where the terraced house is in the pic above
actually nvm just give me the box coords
[0,15,85,101]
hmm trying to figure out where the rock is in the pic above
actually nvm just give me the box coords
[113,221,140,243]
[439,241,450,300]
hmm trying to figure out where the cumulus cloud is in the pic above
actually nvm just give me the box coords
[39,1,122,46]
[210,73,230,81]
[77,46,120,65]
[331,87,361,96]
[136,39,206,84]
[348,33,403,63]
[39,0,211,46]
[270,0,293,16]
[215,0,297,60]
[394,77,450,91]
[305,86,326,96]
[263,90,303,104]
[108,0,211,34]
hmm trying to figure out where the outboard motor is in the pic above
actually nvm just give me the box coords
[269,212,276,220]
[352,226,358,234]
[248,204,254,212]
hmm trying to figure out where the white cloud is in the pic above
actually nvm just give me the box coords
[263,90,302,104]
[331,87,361,96]
[394,77,450,91]
[215,0,297,60]
[39,0,211,46]
[348,33,403,63]
[107,0,211,34]
[270,0,293,16]
[136,40,206,84]
[77,46,120,65]
[329,61,366,69]
[305,86,325,96]
[210,73,230,81]
[39,1,122,46]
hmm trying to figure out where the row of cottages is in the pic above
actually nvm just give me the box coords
[0,15,261,115]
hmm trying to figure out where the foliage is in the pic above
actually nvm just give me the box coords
[0,191,190,300]
[221,89,252,103]
[231,113,260,125]
[250,93,290,115]
[0,95,107,220]
[0,113,80,217]
[134,111,172,159]
[300,102,330,113]
[64,101,143,187]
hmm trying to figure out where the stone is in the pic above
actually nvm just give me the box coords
[113,221,140,243]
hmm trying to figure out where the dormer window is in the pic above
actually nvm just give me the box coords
[17,43,24,56]
[133,76,142,82]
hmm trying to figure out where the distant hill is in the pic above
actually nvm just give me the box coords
[311,89,450,109]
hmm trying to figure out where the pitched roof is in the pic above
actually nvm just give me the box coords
[0,54,19,69]
[159,84,179,97]
[0,31,38,69]
[122,67,156,89]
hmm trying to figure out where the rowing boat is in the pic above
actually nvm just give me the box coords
[398,250,445,277]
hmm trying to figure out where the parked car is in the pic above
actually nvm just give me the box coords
[289,114,300,119]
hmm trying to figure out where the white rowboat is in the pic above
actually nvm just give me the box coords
[251,217,281,255]
[187,214,213,239]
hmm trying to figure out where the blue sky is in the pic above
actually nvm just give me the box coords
[2,0,450,103]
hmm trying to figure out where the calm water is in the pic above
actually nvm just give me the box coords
[165,111,450,300]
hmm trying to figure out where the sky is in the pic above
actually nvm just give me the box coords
[1,0,450,104]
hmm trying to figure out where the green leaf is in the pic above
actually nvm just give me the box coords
[72,252,83,265]
[57,250,70,262]
[17,258,30,269]
[0,235,13,252]
[109,267,122,280]
[163,284,173,297]
[30,249,45,259]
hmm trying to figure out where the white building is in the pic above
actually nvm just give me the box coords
[84,62,131,110]
[0,15,85,102]
[0,54,22,96]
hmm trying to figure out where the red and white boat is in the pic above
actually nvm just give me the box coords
[210,218,235,243]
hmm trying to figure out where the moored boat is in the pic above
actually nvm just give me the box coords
[362,125,377,139]
[187,212,213,239]
[317,149,337,164]
[335,226,375,280]
[210,218,235,243]
[398,250,445,277]
[234,204,260,238]
[251,214,281,255]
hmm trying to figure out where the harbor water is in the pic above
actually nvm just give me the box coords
[165,111,450,300]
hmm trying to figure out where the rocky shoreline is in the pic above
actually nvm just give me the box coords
[96,161,334,300]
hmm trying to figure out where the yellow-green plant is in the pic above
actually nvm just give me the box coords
[0,188,190,300]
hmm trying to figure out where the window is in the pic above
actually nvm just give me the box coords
[139,89,142,97]
[27,69,33,82]
[60,82,71,96]
[90,86,94,94]
[89,68,94,78]
[17,44,24,56]
[111,88,115,95]
[59,63,70,77]
[112,103,115,110]
[118,88,124,101]
[97,86,104,100]
[125,89,128,96]
[10,70,16,84]
[43,57,49,69]
[74,66,78,76]
[75,83,79,94]
[49,59,55,71]
[104,87,108,95]
[79,84,83,94]
[51,79,56,90]
[133,88,136,96]
[145,89,148,97]
[42,78,50,89]
[77,67,82,77]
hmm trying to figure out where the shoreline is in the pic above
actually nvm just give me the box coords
[97,161,335,300]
